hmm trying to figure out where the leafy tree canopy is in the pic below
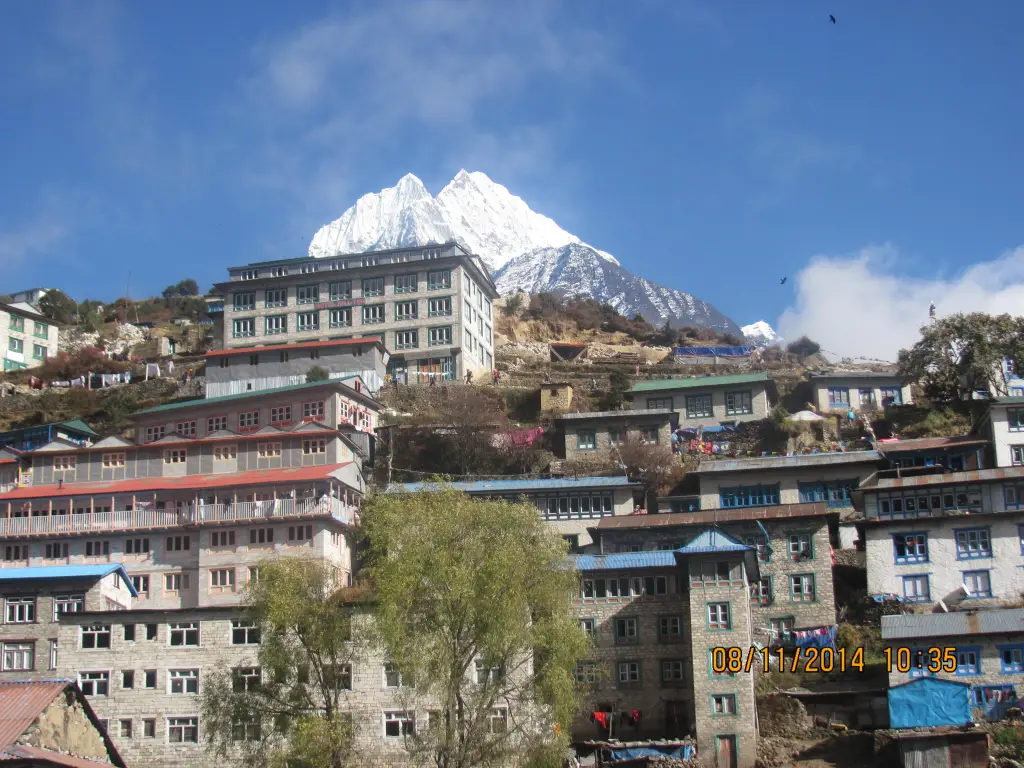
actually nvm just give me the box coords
[37,290,78,324]
[162,278,200,299]
[786,336,822,357]
[306,365,330,383]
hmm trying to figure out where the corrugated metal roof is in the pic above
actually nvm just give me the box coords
[135,380,379,414]
[877,436,989,454]
[573,551,678,571]
[695,450,879,473]
[676,529,750,553]
[0,462,353,500]
[629,372,769,393]
[0,680,71,747]
[57,421,98,437]
[596,503,831,529]
[0,565,137,597]
[388,476,639,494]
[0,744,119,766]
[866,466,1024,489]
[993,397,1024,405]
[808,371,904,380]
[881,609,1024,640]
[205,337,384,358]
[555,409,674,421]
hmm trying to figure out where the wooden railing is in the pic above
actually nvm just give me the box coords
[0,497,355,537]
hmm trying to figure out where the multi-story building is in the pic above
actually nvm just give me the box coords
[854,464,1024,606]
[554,409,675,465]
[212,242,498,384]
[0,301,58,371]
[0,418,98,452]
[875,435,990,472]
[978,397,1024,468]
[569,530,759,768]
[808,371,912,413]
[627,373,774,429]
[387,477,642,550]
[881,608,1024,720]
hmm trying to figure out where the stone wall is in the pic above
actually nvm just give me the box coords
[27,689,113,763]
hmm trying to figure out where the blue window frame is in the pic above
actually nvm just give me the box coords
[955,528,992,560]
[956,647,982,676]
[1009,409,1024,432]
[1000,645,1024,673]
[798,479,858,507]
[893,533,928,564]
[1007,486,1023,510]
[880,387,903,405]
[908,648,932,679]
[902,575,930,603]
[720,484,780,509]
[827,388,849,407]
[963,570,993,598]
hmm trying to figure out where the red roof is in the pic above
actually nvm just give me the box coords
[47,426,341,453]
[0,463,353,501]
[206,336,383,358]
[0,745,118,766]
[0,680,69,747]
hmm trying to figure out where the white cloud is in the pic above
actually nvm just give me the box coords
[0,218,69,268]
[777,244,1024,362]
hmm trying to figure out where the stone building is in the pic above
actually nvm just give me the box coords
[212,242,497,384]
[203,338,389,398]
[876,436,990,472]
[539,382,574,413]
[555,409,675,464]
[854,465,1024,606]
[881,608,1024,720]
[0,678,127,766]
[0,301,59,372]
[977,397,1024,468]
[0,564,135,680]
[627,373,774,429]
[569,530,759,768]
[808,371,913,413]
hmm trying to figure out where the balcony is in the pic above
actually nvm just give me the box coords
[0,497,356,538]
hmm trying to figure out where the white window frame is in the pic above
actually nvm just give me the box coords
[168,668,200,695]
[167,716,199,744]
[79,671,110,697]
[297,311,320,332]
[2,642,33,671]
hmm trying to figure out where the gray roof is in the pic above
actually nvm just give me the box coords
[881,609,1024,640]
[555,409,674,421]
[695,450,880,474]
[808,371,905,380]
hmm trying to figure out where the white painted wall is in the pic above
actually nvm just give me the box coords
[989,405,1021,468]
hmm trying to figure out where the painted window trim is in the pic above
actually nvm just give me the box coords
[955,646,982,677]
[657,614,683,643]
[788,573,816,603]
[576,429,597,451]
[615,660,642,688]
[954,526,993,560]
[706,649,736,679]
[892,532,929,565]
[706,601,732,632]
[901,574,931,603]
[962,569,994,599]
[998,644,1024,674]
[786,532,814,561]
[613,617,639,646]
[709,692,739,717]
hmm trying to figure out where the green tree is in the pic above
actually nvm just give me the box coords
[37,290,78,324]
[598,369,632,410]
[898,312,1024,402]
[306,366,330,383]
[162,278,200,298]
[200,558,359,768]
[362,487,589,768]
[786,335,821,357]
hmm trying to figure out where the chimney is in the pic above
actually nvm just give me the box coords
[58,478,64,489]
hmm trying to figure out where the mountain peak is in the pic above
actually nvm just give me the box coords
[741,320,781,346]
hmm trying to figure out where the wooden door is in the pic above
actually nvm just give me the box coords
[715,735,738,768]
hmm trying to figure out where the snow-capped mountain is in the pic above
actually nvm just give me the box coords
[308,171,740,332]
[741,320,781,347]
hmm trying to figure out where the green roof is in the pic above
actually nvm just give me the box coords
[60,419,99,436]
[135,380,357,415]
[629,372,770,394]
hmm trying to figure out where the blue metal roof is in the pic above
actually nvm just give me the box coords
[0,565,138,597]
[677,529,751,554]
[388,476,638,494]
[574,551,678,571]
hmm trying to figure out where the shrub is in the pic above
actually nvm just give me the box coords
[36,347,129,382]
[306,366,330,383]
[786,336,822,357]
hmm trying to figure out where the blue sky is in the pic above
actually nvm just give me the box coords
[2,0,1023,358]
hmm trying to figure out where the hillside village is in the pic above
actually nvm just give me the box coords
[0,247,1021,768]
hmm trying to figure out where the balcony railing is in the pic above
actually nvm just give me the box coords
[0,497,356,537]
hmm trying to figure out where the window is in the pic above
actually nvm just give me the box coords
[394,274,418,294]
[102,452,126,468]
[617,661,641,686]
[659,616,682,642]
[750,578,772,606]
[300,262,318,274]
[790,574,816,602]
[576,429,596,450]
[708,602,731,630]
[711,694,738,715]
[122,670,135,688]
[859,388,875,407]
[270,405,292,425]
[250,528,274,544]
[296,284,319,304]
[248,566,260,583]
[725,391,752,415]
[302,439,326,455]
[427,270,451,290]
[394,300,418,321]
[788,533,812,559]
[956,528,992,559]
[163,449,187,467]
[646,397,672,410]
[125,538,150,555]
[1009,409,1024,432]
[211,531,235,547]
[743,535,769,562]
[144,425,166,442]
[428,297,452,316]
[362,304,385,324]
[963,570,993,598]
[384,710,415,738]
[798,479,858,507]
[578,618,596,639]
[770,617,795,644]
[288,525,314,543]
[475,659,503,685]
[79,622,111,649]
[165,535,191,551]
[84,540,110,558]
[574,661,599,684]
[720,484,780,508]
[169,669,199,694]
[265,314,287,335]
[52,455,77,472]
[695,560,742,586]
[119,720,132,739]
[143,719,156,739]
[329,281,352,300]
[395,330,418,349]
[956,648,981,676]
[893,533,928,563]
[165,573,190,594]
[5,597,35,624]
[207,415,228,433]
[8,315,23,332]
[429,326,452,346]
[44,542,69,560]
[464,298,473,319]
[7,338,22,354]
[210,568,235,590]
[329,307,351,327]
[362,278,384,297]
[168,717,199,744]
[79,671,109,697]
[233,666,262,692]
[257,442,282,458]
[661,660,685,685]
[614,617,638,645]
[1013,446,1024,466]
[265,288,287,307]
[233,292,256,311]
[902,575,930,603]
[3,545,27,562]
[641,426,660,444]
[238,410,260,429]
[2,642,33,671]
[301,401,325,421]
[685,394,713,419]
[144,670,157,687]
[32,344,47,361]
[827,387,850,407]
[881,387,903,405]
[1001,646,1024,673]
[232,620,261,645]
[297,311,319,331]
[384,663,408,688]
[169,622,200,646]
[131,576,150,598]
[233,318,255,338]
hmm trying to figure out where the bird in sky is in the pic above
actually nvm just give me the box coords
[781,277,787,285]
[829,15,836,23]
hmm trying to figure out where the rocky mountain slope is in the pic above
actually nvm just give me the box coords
[308,170,739,332]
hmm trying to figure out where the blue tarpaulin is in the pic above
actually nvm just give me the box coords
[604,745,694,762]
[888,677,972,728]
[673,346,753,358]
